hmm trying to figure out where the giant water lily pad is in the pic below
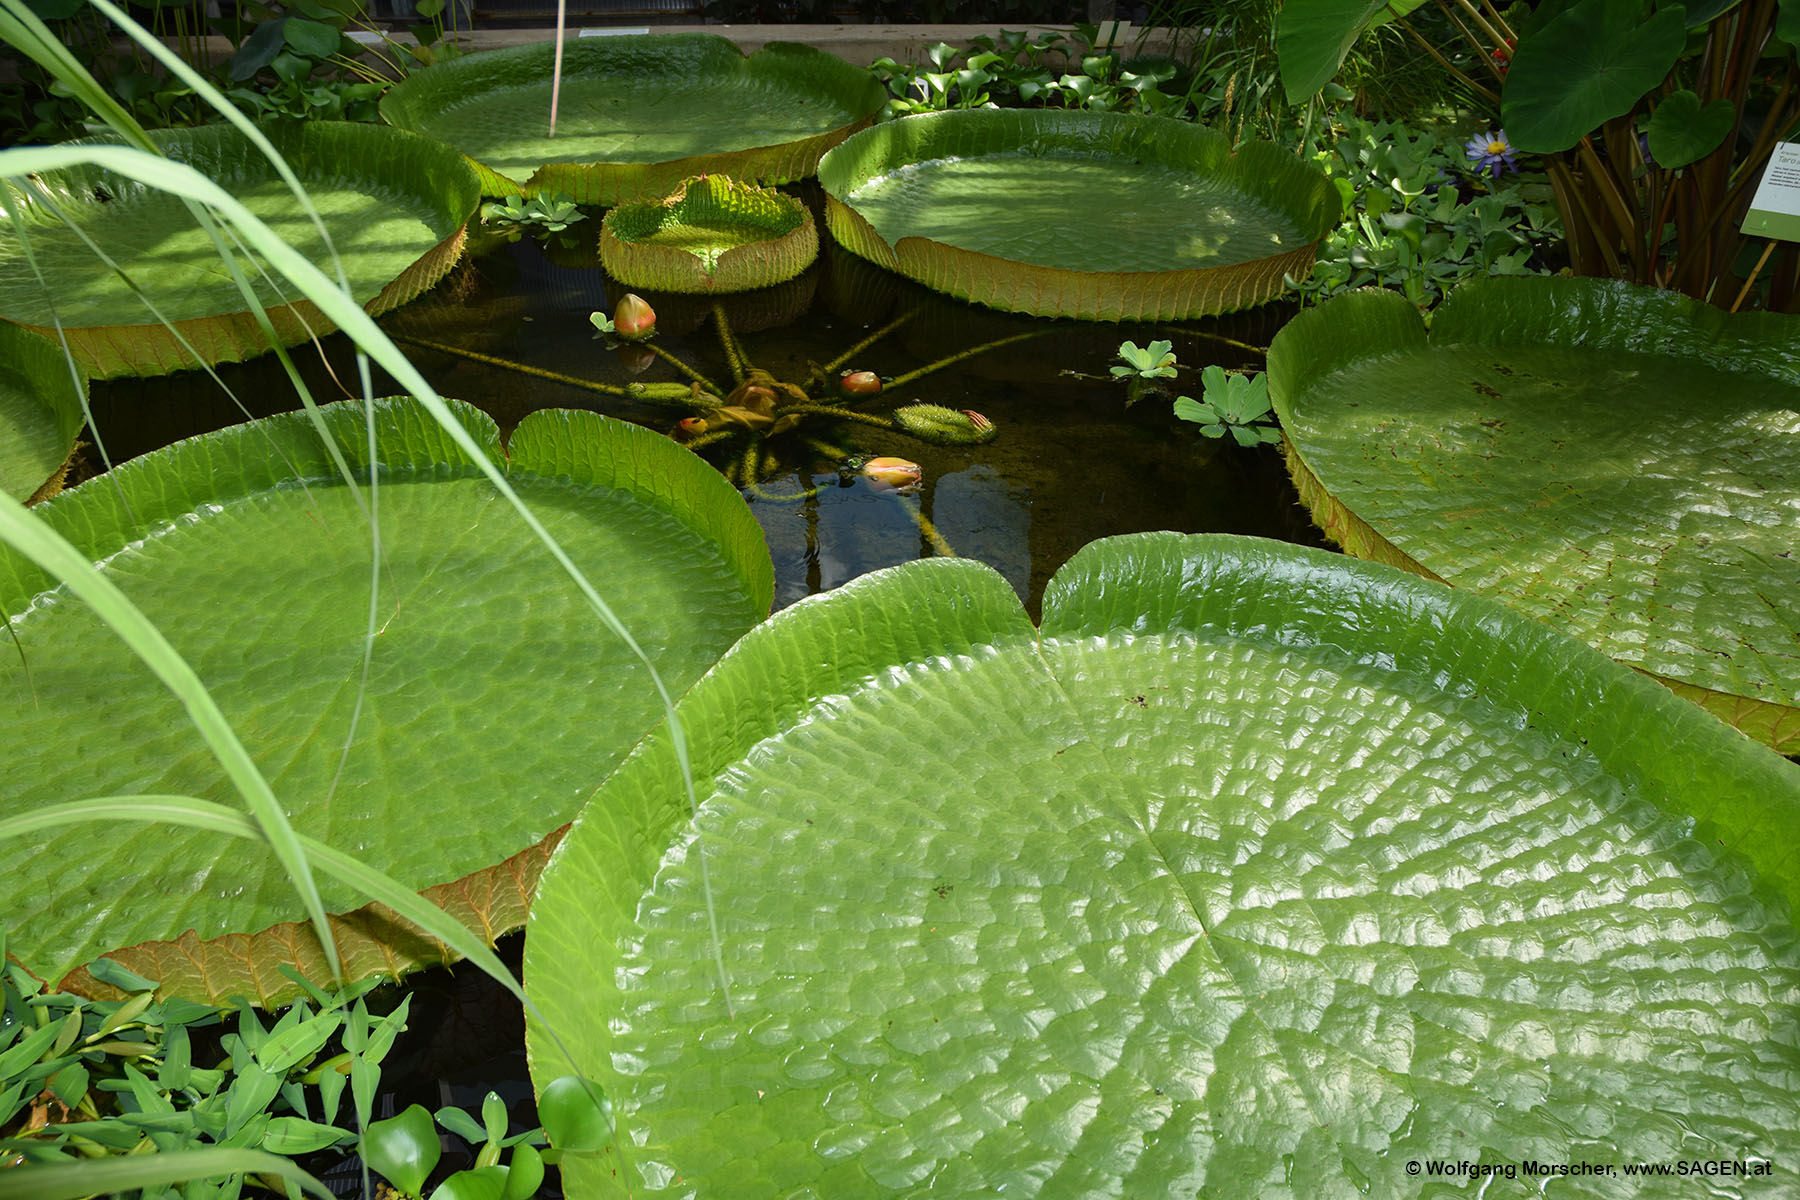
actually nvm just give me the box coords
[0,123,478,380]
[525,533,1800,1198]
[1268,277,1800,752]
[0,320,85,502]
[379,35,886,205]
[0,398,772,1004]
[599,175,818,293]
[818,109,1340,321]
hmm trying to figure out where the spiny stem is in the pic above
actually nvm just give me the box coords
[898,496,956,557]
[745,476,829,501]
[823,306,920,373]
[885,328,1053,391]
[390,334,634,396]
[712,302,751,385]
[646,342,723,394]
[782,404,898,429]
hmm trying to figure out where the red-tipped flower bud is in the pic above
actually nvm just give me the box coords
[859,456,922,491]
[960,409,993,433]
[613,293,656,341]
[839,370,883,399]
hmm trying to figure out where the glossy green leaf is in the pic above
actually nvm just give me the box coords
[818,110,1340,321]
[379,35,885,205]
[598,175,818,294]
[1646,89,1735,168]
[6,1148,330,1200]
[1268,277,1800,751]
[526,533,1800,1196]
[0,123,477,378]
[0,320,84,502]
[498,1144,543,1200]
[1501,0,1688,153]
[364,1104,441,1197]
[0,397,772,1003]
[536,1075,612,1153]
[260,1116,356,1155]
[1276,0,1390,103]
[281,16,339,58]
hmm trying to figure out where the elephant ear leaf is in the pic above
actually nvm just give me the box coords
[1276,0,1392,103]
[1502,0,1688,153]
[526,534,1800,1199]
[1647,89,1735,168]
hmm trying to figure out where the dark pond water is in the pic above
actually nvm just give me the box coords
[74,186,1329,1193]
[82,185,1325,620]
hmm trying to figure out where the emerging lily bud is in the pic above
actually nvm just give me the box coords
[892,403,999,445]
[612,293,656,341]
[858,456,922,492]
[839,370,883,399]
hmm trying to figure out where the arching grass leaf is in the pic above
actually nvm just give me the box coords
[1268,277,1800,751]
[0,397,773,1004]
[525,532,1800,1197]
[818,110,1340,320]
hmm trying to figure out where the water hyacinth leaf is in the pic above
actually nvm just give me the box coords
[525,533,1800,1197]
[1268,276,1800,751]
[598,175,818,294]
[1501,0,1688,153]
[0,398,773,1004]
[818,110,1340,320]
[0,123,479,378]
[363,1104,441,1197]
[1646,89,1736,169]
[0,321,85,503]
[379,35,886,205]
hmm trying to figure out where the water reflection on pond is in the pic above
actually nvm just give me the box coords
[84,188,1325,615]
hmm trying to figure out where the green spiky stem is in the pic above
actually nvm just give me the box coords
[895,494,956,558]
[390,334,634,397]
[746,476,829,501]
[822,306,919,374]
[781,403,898,430]
[646,343,724,395]
[1155,326,1271,357]
[734,438,760,487]
[684,429,739,451]
[883,328,1052,391]
[712,302,752,385]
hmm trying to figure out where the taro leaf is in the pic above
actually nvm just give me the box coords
[1782,0,1800,46]
[229,18,288,81]
[598,175,818,295]
[1275,0,1391,104]
[525,533,1800,1197]
[378,35,886,205]
[0,397,773,1005]
[0,123,478,379]
[1268,276,1800,751]
[1501,0,1688,154]
[1646,89,1735,168]
[281,15,340,59]
[818,109,1340,321]
[0,321,85,503]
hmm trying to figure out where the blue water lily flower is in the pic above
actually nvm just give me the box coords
[1465,129,1519,178]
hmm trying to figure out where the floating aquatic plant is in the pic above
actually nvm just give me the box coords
[598,175,818,294]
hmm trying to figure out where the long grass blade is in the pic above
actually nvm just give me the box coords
[6,1147,331,1200]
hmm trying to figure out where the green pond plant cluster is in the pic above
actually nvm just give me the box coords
[1,0,1799,1197]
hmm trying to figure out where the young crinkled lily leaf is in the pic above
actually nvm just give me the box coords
[0,397,772,1005]
[599,175,818,294]
[1269,276,1800,751]
[526,532,1800,1198]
